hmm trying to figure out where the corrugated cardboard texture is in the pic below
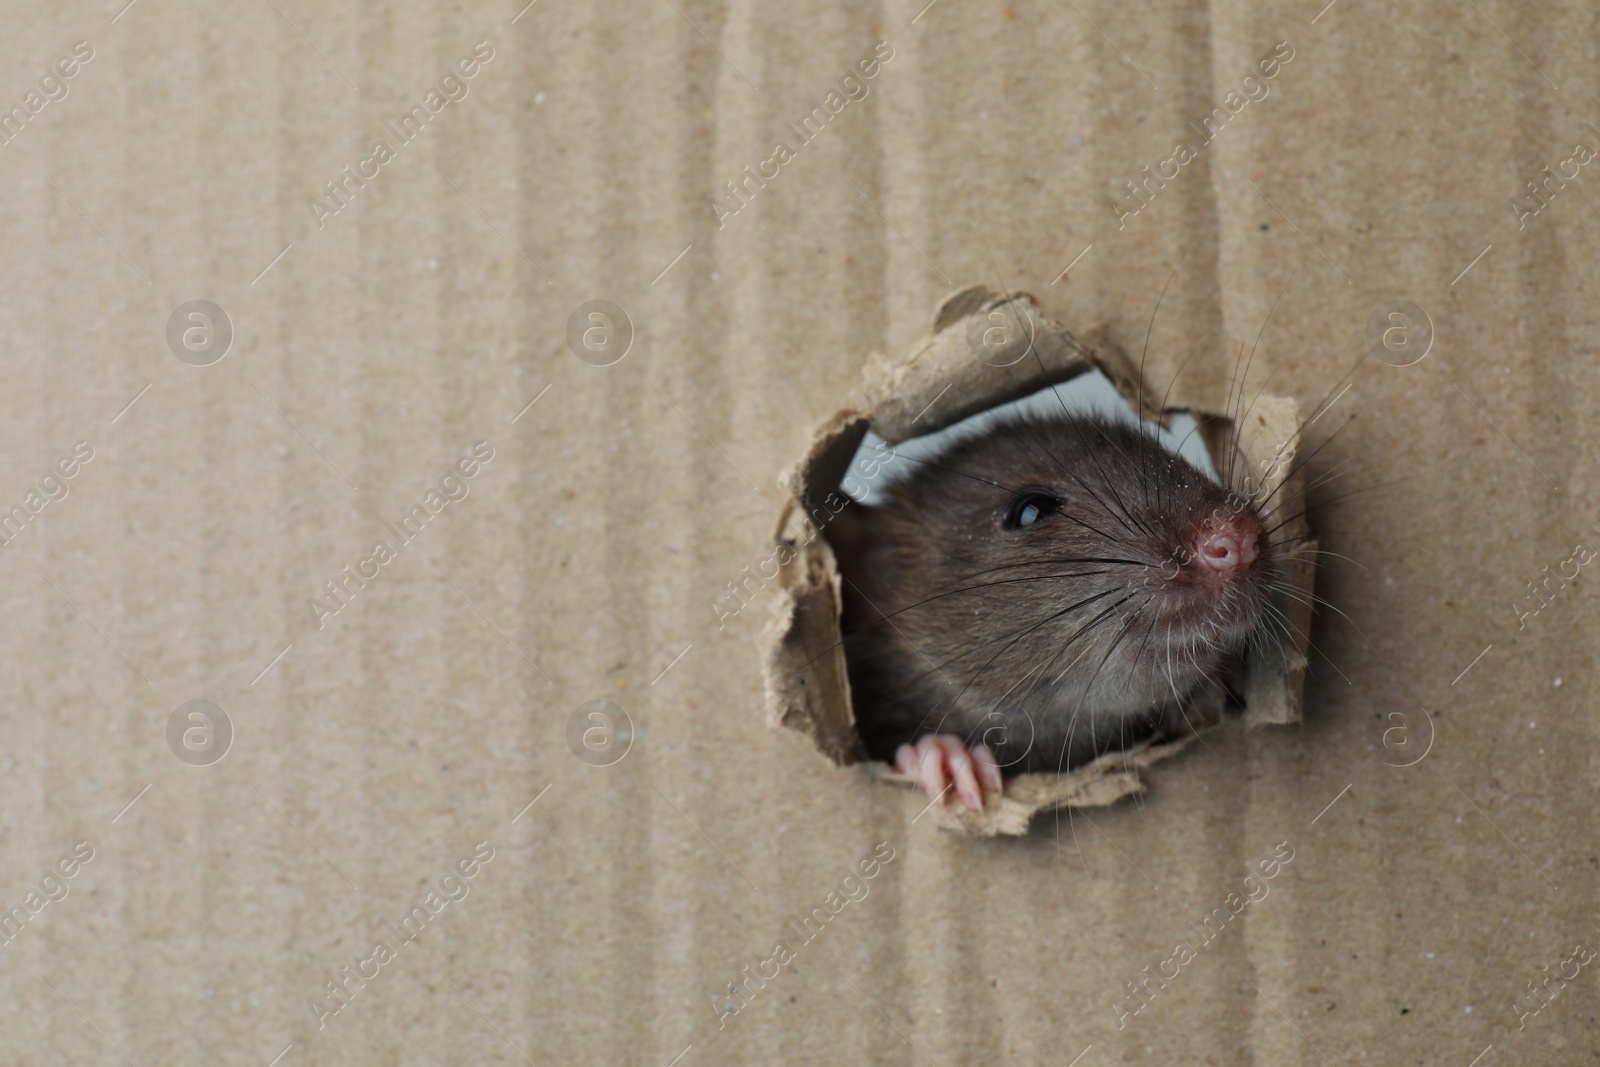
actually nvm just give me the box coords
[2,1,1596,1064]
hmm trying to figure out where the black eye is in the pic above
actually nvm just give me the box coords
[1005,490,1062,530]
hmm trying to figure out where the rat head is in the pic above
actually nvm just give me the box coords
[867,413,1272,717]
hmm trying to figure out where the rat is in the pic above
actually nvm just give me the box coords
[826,411,1277,811]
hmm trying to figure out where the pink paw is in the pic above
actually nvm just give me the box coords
[895,734,1003,811]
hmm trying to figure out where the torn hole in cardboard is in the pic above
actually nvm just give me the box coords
[760,287,1318,836]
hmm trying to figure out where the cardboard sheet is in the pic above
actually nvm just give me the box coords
[3,1,1596,1063]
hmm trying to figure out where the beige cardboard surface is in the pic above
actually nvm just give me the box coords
[1,1,1597,1064]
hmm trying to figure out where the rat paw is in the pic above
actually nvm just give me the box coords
[895,734,1003,811]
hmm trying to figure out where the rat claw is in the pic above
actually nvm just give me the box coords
[910,736,952,807]
[895,741,939,795]
[934,735,984,810]
[970,741,1004,797]
[894,743,919,778]
[898,734,1003,812]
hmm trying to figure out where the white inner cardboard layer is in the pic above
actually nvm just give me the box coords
[843,371,1217,505]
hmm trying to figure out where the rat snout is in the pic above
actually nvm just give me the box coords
[1153,502,1268,643]
[1195,512,1260,574]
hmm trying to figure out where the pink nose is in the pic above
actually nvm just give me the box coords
[1196,525,1259,571]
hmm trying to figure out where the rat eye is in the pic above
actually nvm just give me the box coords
[1005,490,1062,530]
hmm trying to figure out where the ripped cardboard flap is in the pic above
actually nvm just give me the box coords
[761,287,1318,836]
[874,734,1200,837]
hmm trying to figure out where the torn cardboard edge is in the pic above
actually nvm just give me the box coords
[761,286,1318,836]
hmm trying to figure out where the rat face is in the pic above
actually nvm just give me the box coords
[990,437,1268,690]
[851,413,1273,749]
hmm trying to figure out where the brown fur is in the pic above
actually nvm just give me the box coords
[830,413,1270,776]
